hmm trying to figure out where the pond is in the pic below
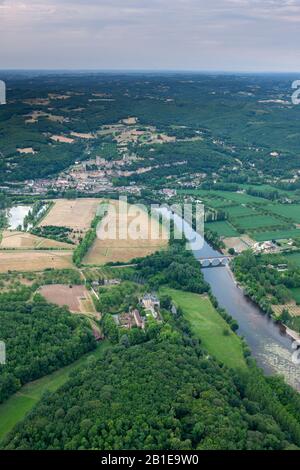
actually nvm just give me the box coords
[6,205,33,230]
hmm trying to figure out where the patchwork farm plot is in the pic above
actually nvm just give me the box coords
[224,205,258,218]
[223,236,255,254]
[39,199,101,233]
[252,229,300,242]
[272,301,300,318]
[283,252,300,268]
[0,200,97,273]
[265,204,300,224]
[0,251,74,273]
[39,284,97,315]
[205,221,238,237]
[0,197,169,272]
[231,215,284,231]
[183,189,300,243]
[0,231,72,250]
[84,199,168,265]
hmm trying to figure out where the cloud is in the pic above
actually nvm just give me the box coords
[0,0,299,71]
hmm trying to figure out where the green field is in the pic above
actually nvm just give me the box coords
[283,252,300,268]
[203,198,234,209]
[232,215,283,231]
[211,190,269,205]
[205,221,239,237]
[242,184,291,197]
[290,288,300,304]
[253,229,300,242]
[179,189,270,206]
[179,189,299,241]
[225,205,259,218]
[0,341,111,444]
[161,288,246,370]
[267,204,300,224]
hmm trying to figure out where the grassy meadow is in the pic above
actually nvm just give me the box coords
[161,288,246,370]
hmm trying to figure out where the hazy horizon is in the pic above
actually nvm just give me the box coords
[1,69,300,74]
[0,0,300,72]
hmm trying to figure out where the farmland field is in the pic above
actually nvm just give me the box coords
[291,288,300,304]
[253,229,300,242]
[225,205,260,218]
[178,189,270,205]
[208,190,270,205]
[0,250,74,272]
[283,252,300,267]
[84,200,168,265]
[231,215,283,231]
[39,199,101,232]
[202,197,234,209]
[272,301,300,317]
[205,220,239,237]
[266,204,300,224]
[161,288,246,370]
[39,284,96,314]
[205,190,267,204]
[0,231,73,250]
[223,236,255,253]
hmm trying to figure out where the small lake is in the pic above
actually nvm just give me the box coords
[6,205,32,230]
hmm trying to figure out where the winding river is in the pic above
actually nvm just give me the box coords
[159,208,300,390]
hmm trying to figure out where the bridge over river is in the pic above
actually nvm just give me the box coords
[156,206,300,390]
[198,255,233,268]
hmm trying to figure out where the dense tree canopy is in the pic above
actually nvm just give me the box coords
[0,289,96,403]
[3,334,300,451]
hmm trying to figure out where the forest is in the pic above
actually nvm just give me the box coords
[133,238,209,294]
[1,73,300,185]
[0,288,96,403]
[232,251,300,331]
[3,310,300,450]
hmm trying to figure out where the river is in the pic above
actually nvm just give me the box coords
[159,208,300,390]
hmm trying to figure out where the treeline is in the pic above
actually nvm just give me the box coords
[96,282,139,314]
[73,214,102,266]
[0,192,9,210]
[204,228,225,251]
[0,192,9,229]
[232,251,300,330]
[134,240,209,294]
[0,290,96,403]
[23,201,53,230]
[32,225,74,245]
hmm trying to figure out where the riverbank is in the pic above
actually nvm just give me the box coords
[283,325,300,342]
[229,259,300,345]
[161,287,247,370]
[161,207,300,389]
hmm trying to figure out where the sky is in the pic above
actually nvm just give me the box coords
[0,0,300,72]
